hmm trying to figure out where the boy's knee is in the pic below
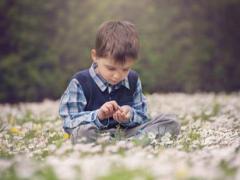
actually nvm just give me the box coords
[154,113,181,137]
[166,119,180,136]
[71,124,98,144]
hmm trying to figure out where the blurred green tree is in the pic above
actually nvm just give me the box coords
[0,0,239,102]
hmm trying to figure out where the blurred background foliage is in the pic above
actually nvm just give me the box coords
[0,0,240,103]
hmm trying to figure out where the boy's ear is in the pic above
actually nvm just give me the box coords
[91,49,97,62]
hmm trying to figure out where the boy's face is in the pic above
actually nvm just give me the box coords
[91,49,135,85]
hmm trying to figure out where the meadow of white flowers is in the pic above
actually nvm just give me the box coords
[0,93,239,180]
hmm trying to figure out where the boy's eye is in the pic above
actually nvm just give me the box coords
[107,67,116,71]
[123,69,129,72]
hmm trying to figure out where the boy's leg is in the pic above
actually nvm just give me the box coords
[143,113,180,137]
[71,124,98,144]
[70,124,118,144]
[124,113,180,138]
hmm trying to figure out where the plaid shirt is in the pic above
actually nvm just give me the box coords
[59,63,149,130]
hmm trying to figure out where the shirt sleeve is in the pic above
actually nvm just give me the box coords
[120,78,149,128]
[59,79,106,130]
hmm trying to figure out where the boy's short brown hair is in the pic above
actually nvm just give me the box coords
[95,20,139,63]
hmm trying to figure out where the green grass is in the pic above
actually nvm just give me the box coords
[98,166,154,180]
[0,95,239,180]
[179,128,203,152]
[218,159,237,177]
[1,166,18,180]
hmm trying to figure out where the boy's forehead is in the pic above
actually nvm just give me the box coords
[104,58,134,67]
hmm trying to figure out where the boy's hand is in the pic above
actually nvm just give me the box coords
[113,105,132,123]
[97,101,120,120]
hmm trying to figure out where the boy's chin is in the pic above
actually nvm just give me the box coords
[109,82,118,85]
[109,81,120,85]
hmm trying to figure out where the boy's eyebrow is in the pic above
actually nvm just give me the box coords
[105,64,116,68]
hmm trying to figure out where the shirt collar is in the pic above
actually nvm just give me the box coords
[89,63,130,92]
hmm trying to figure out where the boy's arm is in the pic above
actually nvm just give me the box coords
[120,78,149,128]
[59,79,106,130]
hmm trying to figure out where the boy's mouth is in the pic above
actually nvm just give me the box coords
[110,81,118,85]
[109,80,120,85]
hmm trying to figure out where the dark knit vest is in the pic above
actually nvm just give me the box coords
[73,69,138,128]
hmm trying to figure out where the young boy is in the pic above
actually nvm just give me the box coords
[59,20,180,144]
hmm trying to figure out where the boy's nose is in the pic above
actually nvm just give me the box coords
[113,72,121,79]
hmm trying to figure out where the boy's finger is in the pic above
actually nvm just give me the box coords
[111,101,120,111]
[102,107,109,114]
[114,111,120,121]
[111,104,117,112]
[119,107,124,113]
[108,103,115,112]
[113,113,118,121]
[120,110,126,117]
[119,112,126,121]
[122,110,130,120]
[106,104,113,112]
[117,107,123,113]
[126,112,131,119]
[115,112,122,122]
[99,110,106,119]
[122,106,129,113]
